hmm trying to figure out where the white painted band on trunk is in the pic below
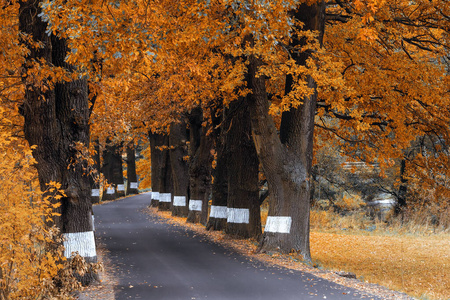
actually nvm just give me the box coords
[227,208,250,224]
[117,184,125,191]
[160,193,172,203]
[106,187,115,194]
[151,191,160,200]
[189,200,202,211]
[63,231,97,258]
[209,205,227,219]
[130,182,138,189]
[91,189,100,197]
[264,216,292,233]
[173,196,186,207]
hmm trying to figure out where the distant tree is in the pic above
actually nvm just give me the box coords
[158,135,173,211]
[102,141,124,200]
[89,140,101,203]
[126,142,139,195]
[149,132,166,207]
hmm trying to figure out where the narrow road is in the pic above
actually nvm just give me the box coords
[93,193,379,300]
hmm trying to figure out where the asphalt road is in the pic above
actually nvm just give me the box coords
[93,193,380,300]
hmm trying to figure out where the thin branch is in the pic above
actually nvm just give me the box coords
[315,122,363,143]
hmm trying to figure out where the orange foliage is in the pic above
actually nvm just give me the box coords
[136,143,152,190]
[0,3,98,297]
[316,1,450,207]
[311,232,449,300]
[0,117,67,299]
[39,2,450,202]
[2,0,448,280]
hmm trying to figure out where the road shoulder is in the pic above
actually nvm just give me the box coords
[150,208,415,300]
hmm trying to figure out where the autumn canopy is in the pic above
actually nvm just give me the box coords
[1,0,450,295]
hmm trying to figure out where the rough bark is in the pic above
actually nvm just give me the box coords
[101,142,123,200]
[113,143,125,197]
[206,103,228,231]
[169,121,190,217]
[395,159,408,216]
[19,0,97,284]
[158,135,173,211]
[101,142,115,201]
[247,3,325,261]
[126,143,139,195]
[187,108,212,224]
[148,132,165,207]
[89,140,101,204]
[248,55,310,259]
[225,98,261,239]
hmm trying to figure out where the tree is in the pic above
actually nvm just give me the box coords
[240,2,324,260]
[101,141,124,200]
[207,102,229,231]
[158,135,173,211]
[187,108,213,224]
[37,0,450,255]
[114,144,126,197]
[317,0,450,216]
[19,0,97,283]
[37,0,324,257]
[89,140,101,203]
[169,120,190,217]
[224,97,261,238]
[149,132,165,207]
[126,142,139,195]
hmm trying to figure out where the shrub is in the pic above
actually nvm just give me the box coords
[0,131,85,299]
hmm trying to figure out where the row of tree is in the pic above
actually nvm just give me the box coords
[2,0,450,289]
[91,141,140,202]
[122,0,450,260]
[148,100,263,238]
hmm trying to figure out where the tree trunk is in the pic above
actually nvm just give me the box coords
[395,159,408,217]
[113,143,125,197]
[158,135,173,211]
[90,140,101,204]
[247,3,325,261]
[247,55,310,260]
[169,121,190,217]
[187,108,212,224]
[19,0,97,284]
[126,143,139,195]
[149,132,165,207]
[225,98,261,239]
[207,103,228,231]
[101,142,121,200]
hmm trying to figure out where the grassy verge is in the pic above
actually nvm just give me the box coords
[152,207,413,299]
[304,205,450,300]
[310,231,449,300]
[260,203,449,299]
[151,201,448,299]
